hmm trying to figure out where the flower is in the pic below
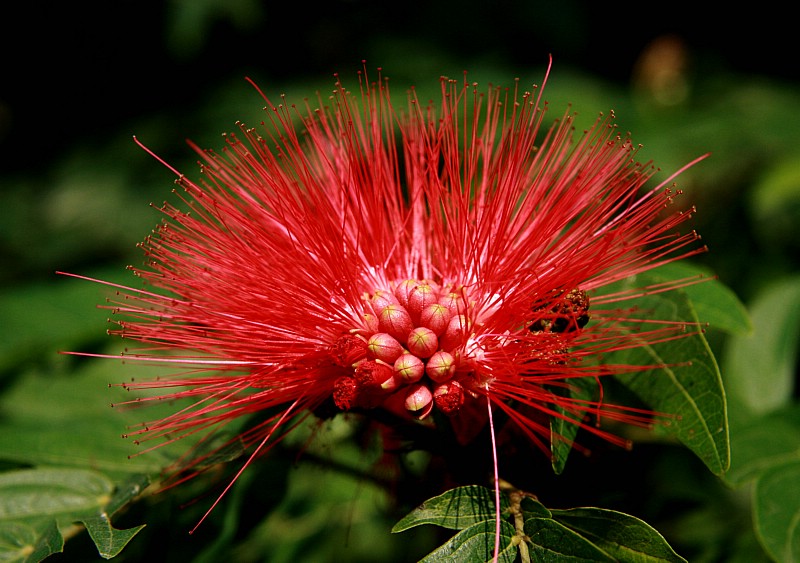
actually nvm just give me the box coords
[70,63,706,526]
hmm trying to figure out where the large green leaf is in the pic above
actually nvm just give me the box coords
[725,406,800,487]
[550,377,597,474]
[604,273,730,475]
[524,517,616,561]
[551,507,687,562]
[392,485,503,532]
[395,486,688,563]
[0,520,63,563]
[647,262,751,335]
[0,355,205,476]
[0,468,145,561]
[722,276,800,416]
[753,460,800,563]
[419,519,517,563]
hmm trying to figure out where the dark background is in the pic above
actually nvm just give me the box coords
[1,3,798,561]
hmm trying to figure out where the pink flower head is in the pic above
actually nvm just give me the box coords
[68,62,707,527]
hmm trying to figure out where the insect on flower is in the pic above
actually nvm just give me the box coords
[63,59,708,548]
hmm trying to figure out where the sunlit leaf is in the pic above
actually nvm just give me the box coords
[524,517,615,560]
[604,275,730,475]
[392,485,503,532]
[0,520,63,563]
[551,507,687,562]
[80,514,145,560]
[648,263,751,335]
[419,519,517,563]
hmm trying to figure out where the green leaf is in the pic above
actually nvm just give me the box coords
[753,460,800,563]
[80,515,145,560]
[608,279,730,475]
[392,485,503,532]
[722,276,800,416]
[419,519,517,563]
[0,520,63,563]
[0,468,144,561]
[649,262,752,335]
[524,517,615,561]
[0,358,203,476]
[550,377,597,474]
[551,507,687,562]
[0,468,113,521]
[726,405,800,487]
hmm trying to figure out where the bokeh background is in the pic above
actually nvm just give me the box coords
[1,1,799,561]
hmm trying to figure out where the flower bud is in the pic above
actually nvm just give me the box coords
[433,380,465,415]
[379,372,403,392]
[362,313,379,333]
[393,279,419,309]
[394,353,425,383]
[406,326,438,358]
[439,314,469,351]
[378,304,414,341]
[426,350,456,382]
[419,303,451,336]
[404,383,433,418]
[370,290,399,315]
[407,283,437,325]
[366,332,405,363]
[439,291,467,317]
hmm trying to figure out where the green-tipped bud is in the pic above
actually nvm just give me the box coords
[378,303,414,341]
[406,326,439,358]
[367,332,405,363]
[439,314,468,351]
[439,291,467,317]
[419,303,451,336]
[370,290,399,315]
[426,350,456,382]
[393,279,420,309]
[407,283,437,325]
[404,383,433,418]
[394,353,425,383]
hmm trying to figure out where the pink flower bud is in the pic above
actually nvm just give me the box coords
[439,314,469,351]
[394,353,425,383]
[378,303,414,341]
[379,372,403,392]
[439,291,467,317]
[366,332,405,363]
[433,380,465,415]
[407,283,437,325]
[393,279,419,309]
[419,303,451,336]
[406,327,439,358]
[370,290,399,315]
[362,313,379,333]
[404,383,433,418]
[426,350,456,382]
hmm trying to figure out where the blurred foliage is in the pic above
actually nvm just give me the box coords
[1,1,798,561]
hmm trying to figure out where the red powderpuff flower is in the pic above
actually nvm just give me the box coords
[65,62,707,532]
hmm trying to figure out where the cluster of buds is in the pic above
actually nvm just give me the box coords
[331,279,475,419]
